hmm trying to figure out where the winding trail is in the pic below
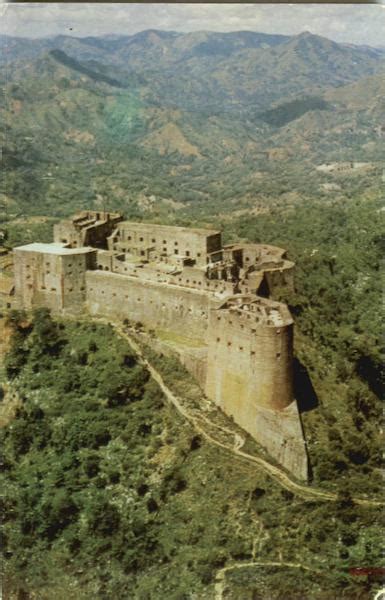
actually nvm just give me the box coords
[214,560,320,600]
[113,323,383,508]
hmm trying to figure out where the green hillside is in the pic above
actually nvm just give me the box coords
[1,312,383,599]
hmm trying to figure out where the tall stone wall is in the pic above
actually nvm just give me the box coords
[86,271,212,343]
[54,222,83,248]
[204,303,308,479]
[205,306,294,414]
[109,222,221,267]
[251,402,308,481]
[264,264,295,296]
[14,248,71,312]
[61,252,97,312]
[14,245,96,314]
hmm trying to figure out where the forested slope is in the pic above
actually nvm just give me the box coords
[1,311,383,599]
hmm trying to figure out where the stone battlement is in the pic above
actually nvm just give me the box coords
[216,295,292,327]
[12,214,308,480]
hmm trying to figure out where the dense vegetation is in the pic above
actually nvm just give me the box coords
[1,311,384,599]
[257,96,330,127]
[49,50,127,88]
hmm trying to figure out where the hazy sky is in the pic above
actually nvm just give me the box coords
[2,3,385,47]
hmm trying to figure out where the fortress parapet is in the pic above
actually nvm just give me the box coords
[13,215,308,480]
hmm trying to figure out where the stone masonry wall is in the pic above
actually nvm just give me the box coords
[14,247,96,314]
[204,305,308,479]
[86,271,212,343]
[109,223,221,267]
[205,307,294,415]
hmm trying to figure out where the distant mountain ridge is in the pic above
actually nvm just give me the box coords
[1,29,290,64]
[2,29,384,66]
[1,29,384,217]
[3,29,384,116]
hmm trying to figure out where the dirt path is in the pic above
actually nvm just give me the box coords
[214,560,319,600]
[113,324,383,509]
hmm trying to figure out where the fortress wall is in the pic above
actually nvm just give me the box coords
[180,348,208,388]
[111,224,221,267]
[204,307,307,479]
[176,268,235,295]
[243,247,261,265]
[252,402,308,480]
[54,222,83,247]
[177,266,207,287]
[14,249,64,311]
[14,247,96,314]
[14,249,34,309]
[86,271,211,342]
[205,307,293,421]
[263,263,295,295]
[96,251,114,272]
[111,260,176,284]
[148,336,208,388]
[61,252,96,313]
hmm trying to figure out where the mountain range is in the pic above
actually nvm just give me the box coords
[1,30,384,218]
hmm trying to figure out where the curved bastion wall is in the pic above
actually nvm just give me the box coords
[204,295,307,480]
[205,297,294,414]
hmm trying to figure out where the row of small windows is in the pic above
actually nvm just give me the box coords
[40,285,85,292]
[115,241,199,259]
[88,288,206,315]
[216,314,272,329]
[41,269,80,276]
[125,236,189,248]
[215,338,281,358]
[95,268,225,292]
[215,338,257,354]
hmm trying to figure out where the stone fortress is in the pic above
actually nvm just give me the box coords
[13,211,308,480]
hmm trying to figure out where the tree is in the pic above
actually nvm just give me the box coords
[30,308,64,358]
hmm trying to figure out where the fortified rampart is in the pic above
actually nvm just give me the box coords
[12,211,308,480]
[206,296,294,414]
[86,270,212,343]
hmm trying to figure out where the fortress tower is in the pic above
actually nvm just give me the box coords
[12,211,308,480]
